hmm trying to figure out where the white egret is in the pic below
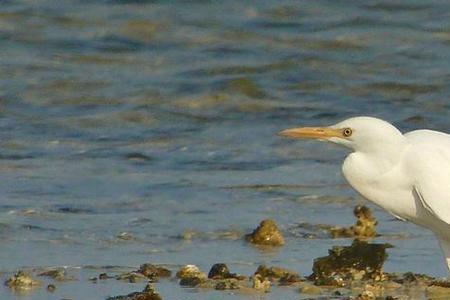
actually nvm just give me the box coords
[280,116,450,272]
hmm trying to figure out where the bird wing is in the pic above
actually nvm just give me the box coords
[406,130,450,225]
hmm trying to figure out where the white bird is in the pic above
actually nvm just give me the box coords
[279,116,450,273]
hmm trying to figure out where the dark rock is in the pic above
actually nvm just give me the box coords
[245,219,285,246]
[47,284,56,292]
[179,277,204,287]
[106,283,162,300]
[208,263,232,279]
[138,264,171,279]
[207,263,244,280]
[309,239,391,286]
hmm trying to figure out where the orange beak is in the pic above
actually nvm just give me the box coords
[278,127,343,139]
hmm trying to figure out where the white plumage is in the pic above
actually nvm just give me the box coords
[280,116,450,272]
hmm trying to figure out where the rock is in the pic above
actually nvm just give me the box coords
[309,239,391,286]
[252,274,270,292]
[176,265,207,287]
[245,219,285,246]
[208,263,245,280]
[106,283,162,300]
[138,264,171,279]
[117,264,171,283]
[38,268,76,281]
[180,277,204,287]
[254,265,299,281]
[4,271,41,290]
[116,272,148,283]
[38,269,66,280]
[208,263,232,279]
[46,284,56,292]
[176,265,206,279]
[214,278,240,290]
[330,205,378,239]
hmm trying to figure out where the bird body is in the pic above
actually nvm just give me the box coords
[280,116,450,272]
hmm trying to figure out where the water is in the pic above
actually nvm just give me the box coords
[1,0,450,299]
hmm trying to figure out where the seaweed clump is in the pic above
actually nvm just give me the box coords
[309,239,391,286]
[245,219,285,246]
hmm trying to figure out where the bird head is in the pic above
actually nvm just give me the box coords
[279,116,405,153]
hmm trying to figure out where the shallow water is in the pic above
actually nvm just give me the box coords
[1,0,450,299]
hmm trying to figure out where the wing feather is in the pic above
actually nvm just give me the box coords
[406,129,450,225]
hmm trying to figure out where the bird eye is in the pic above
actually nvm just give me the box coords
[342,128,353,137]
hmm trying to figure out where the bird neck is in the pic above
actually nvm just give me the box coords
[354,140,408,174]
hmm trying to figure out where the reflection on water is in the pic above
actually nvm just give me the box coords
[1,0,450,299]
